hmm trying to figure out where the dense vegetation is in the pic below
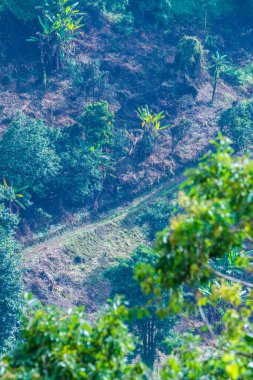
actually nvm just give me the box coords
[0,0,253,378]
[0,185,22,353]
[1,139,253,379]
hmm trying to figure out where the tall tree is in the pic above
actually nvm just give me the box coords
[0,185,22,352]
[104,244,176,368]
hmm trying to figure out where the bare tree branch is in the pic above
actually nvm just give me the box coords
[205,263,253,288]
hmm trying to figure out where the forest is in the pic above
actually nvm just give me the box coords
[0,0,253,378]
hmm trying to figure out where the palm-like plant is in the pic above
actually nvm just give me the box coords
[3,178,26,210]
[137,105,169,132]
[210,51,228,103]
[28,0,83,80]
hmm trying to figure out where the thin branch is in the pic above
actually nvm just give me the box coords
[205,264,253,288]
[198,303,216,341]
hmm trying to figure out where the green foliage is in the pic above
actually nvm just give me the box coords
[219,98,253,150]
[55,144,104,207]
[0,185,22,353]
[224,63,253,88]
[169,0,236,26]
[77,101,115,150]
[66,58,109,97]
[174,36,204,79]
[135,106,169,161]
[0,113,60,199]
[0,297,145,379]
[105,10,134,35]
[129,199,172,240]
[104,245,176,368]
[136,135,253,298]
[29,0,83,74]
[137,105,169,132]
[128,0,172,26]
[210,51,228,103]
[136,136,253,379]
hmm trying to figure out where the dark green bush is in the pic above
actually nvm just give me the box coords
[104,244,176,368]
[66,58,109,97]
[174,36,204,79]
[125,198,172,240]
[77,101,115,150]
[56,145,103,207]
[219,99,253,150]
[0,114,60,199]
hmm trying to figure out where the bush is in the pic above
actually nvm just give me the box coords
[219,98,253,150]
[105,11,134,35]
[223,63,253,88]
[133,199,172,239]
[77,101,115,150]
[124,197,174,240]
[0,298,145,379]
[0,114,61,199]
[66,58,109,97]
[128,0,172,26]
[174,36,204,79]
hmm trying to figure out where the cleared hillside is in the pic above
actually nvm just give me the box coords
[22,177,180,310]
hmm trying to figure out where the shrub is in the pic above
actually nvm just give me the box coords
[223,63,253,88]
[174,36,204,79]
[56,145,104,207]
[0,114,60,199]
[130,199,172,239]
[0,298,145,379]
[77,101,115,150]
[105,11,134,35]
[66,58,109,98]
[128,0,172,26]
[219,98,253,150]
[104,244,176,368]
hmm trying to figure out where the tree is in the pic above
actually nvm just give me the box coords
[104,245,176,368]
[136,136,253,379]
[0,185,22,353]
[0,113,60,200]
[0,298,145,379]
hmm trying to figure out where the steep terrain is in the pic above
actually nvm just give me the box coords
[1,9,253,309]
[0,14,247,196]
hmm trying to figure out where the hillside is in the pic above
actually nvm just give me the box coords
[0,7,249,202]
[23,177,180,310]
[1,1,253,376]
